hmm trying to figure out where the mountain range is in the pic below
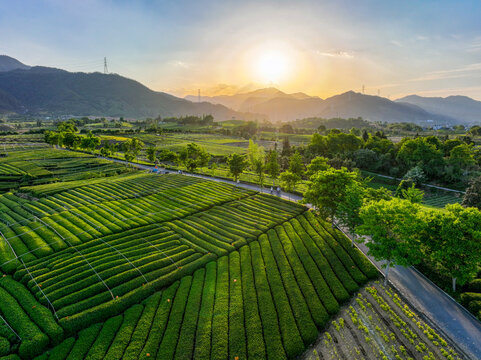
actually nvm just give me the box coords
[187,88,475,125]
[0,55,480,125]
[396,95,481,124]
[0,56,249,120]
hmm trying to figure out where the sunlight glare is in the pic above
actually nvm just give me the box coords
[255,50,290,83]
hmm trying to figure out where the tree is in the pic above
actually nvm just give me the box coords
[307,133,328,157]
[462,177,481,209]
[400,184,424,203]
[279,170,300,193]
[57,121,77,133]
[80,131,100,152]
[146,145,157,163]
[325,132,362,156]
[210,162,217,177]
[179,143,211,172]
[62,132,82,149]
[357,198,422,284]
[362,130,369,143]
[449,144,476,168]
[247,140,266,187]
[265,150,280,185]
[306,156,329,177]
[335,181,366,242]
[303,167,361,223]
[281,137,291,157]
[227,153,248,182]
[396,137,444,179]
[123,137,144,164]
[288,151,304,177]
[419,204,481,292]
[44,131,63,146]
[351,149,379,171]
[402,166,426,186]
[100,144,112,157]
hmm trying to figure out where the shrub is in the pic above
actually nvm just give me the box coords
[239,246,266,359]
[258,234,305,357]
[140,284,179,359]
[104,304,143,360]
[283,221,340,314]
[194,262,217,359]
[210,256,229,360]
[156,276,192,360]
[84,315,123,360]
[273,226,329,334]
[66,323,102,360]
[292,216,350,302]
[249,241,286,359]
[174,269,204,360]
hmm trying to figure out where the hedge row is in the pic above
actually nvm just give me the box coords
[31,207,381,359]
[0,287,49,359]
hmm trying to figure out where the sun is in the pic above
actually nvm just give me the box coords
[254,49,290,84]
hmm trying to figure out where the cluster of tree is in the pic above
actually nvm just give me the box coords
[224,139,306,191]
[163,115,214,126]
[303,130,481,186]
[231,121,258,139]
[292,117,374,130]
[303,165,481,292]
[44,121,101,151]
[468,125,481,136]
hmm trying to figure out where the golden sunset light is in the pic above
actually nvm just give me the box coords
[1,2,481,359]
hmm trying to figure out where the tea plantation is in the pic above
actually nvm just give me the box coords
[0,154,386,359]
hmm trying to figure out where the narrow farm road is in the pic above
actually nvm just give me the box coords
[355,242,481,360]
[81,154,481,359]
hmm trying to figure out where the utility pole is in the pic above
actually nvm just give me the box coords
[104,57,108,74]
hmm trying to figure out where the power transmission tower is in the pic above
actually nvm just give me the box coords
[362,85,365,94]
[198,89,200,103]
[104,57,108,74]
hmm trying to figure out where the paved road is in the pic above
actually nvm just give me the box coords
[88,155,481,359]
[355,242,481,360]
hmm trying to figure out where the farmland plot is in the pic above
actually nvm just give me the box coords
[0,170,464,359]
[303,282,463,360]
[36,213,378,360]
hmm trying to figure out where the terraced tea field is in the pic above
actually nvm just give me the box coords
[0,146,128,193]
[0,164,463,359]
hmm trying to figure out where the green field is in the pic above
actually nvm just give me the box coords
[0,152,465,359]
[0,146,129,193]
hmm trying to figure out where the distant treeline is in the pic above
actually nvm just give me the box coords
[290,117,425,132]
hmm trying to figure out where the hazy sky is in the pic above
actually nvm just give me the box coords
[1,0,480,100]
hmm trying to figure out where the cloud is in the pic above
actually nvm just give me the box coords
[415,35,429,41]
[316,50,354,58]
[467,41,481,53]
[169,60,191,68]
[409,63,481,82]
[390,40,403,47]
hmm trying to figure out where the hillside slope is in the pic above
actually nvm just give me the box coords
[397,94,481,124]
[0,65,242,119]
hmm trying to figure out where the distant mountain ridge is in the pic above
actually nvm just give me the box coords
[0,55,478,124]
[188,88,462,124]
[0,55,30,72]
[396,95,481,124]
[0,60,254,120]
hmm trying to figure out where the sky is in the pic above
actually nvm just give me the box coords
[1,0,480,100]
